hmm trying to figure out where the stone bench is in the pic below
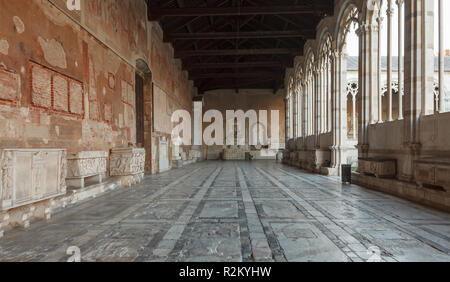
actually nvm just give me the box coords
[110,147,145,187]
[358,157,396,178]
[66,151,108,189]
[0,148,67,212]
[415,158,450,191]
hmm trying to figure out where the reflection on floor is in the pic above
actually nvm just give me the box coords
[1,161,449,262]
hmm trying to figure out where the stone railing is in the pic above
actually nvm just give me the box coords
[0,149,67,211]
[415,158,450,191]
[66,151,108,188]
[110,147,145,187]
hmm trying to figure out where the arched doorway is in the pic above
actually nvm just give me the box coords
[136,58,153,173]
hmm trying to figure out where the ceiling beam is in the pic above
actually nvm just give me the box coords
[175,48,302,58]
[190,72,282,79]
[198,78,278,92]
[164,30,314,42]
[184,61,283,70]
[149,5,331,21]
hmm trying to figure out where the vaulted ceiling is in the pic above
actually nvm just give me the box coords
[147,0,334,94]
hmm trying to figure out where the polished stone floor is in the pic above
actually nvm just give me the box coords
[1,161,450,262]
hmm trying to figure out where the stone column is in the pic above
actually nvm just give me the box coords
[397,0,404,119]
[302,82,308,140]
[422,0,435,115]
[320,64,327,133]
[352,93,357,139]
[284,97,289,141]
[387,0,394,121]
[357,22,379,155]
[329,50,346,172]
[403,0,434,179]
[289,93,295,138]
[314,68,320,147]
[377,16,383,122]
[293,89,298,138]
[327,59,333,132]
[438,0,445,113]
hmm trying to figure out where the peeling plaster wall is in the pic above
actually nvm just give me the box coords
[0,0,195,166]
[148,24,195,173]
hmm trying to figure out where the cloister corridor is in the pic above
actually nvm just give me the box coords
[1,161,449,262]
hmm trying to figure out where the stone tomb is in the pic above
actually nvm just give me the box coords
[415,158,450,191]
[66,151,108,189]
[110,147,145,187]
[358,157,397,178]
[0,148,67,211]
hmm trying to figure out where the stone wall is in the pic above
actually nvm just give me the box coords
[0,0,196,173]
[202,89,286,159]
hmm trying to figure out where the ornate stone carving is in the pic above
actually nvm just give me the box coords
[0,149,67,211]
[415,158,450,192]
[66,151,107,188]
[358,157,396,178]
[110,148,145,186]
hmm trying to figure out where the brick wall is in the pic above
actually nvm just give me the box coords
[0,0,195,155]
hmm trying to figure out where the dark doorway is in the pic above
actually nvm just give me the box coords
[135,73,145,147]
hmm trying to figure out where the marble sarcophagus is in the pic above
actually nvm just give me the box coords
[110,147,145,186]
[66,151,108,188]
[0,149,67,211]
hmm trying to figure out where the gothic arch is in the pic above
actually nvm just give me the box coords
[336,3,360,52]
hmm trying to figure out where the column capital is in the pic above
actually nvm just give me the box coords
[357,144,370,154]
[330,49,342,60]
[358,23,378,35]
[386,8,394,17]
[395,0,404,7]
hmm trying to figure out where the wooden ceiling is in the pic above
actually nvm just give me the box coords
[147,0,334,94]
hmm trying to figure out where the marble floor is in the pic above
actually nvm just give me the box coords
[1,161,450,262]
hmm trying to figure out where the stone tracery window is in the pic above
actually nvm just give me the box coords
[319,35,332,133]
[290,77,297,138]
[377,0,405,121]
[305,53,315,136]
[295,68,303,138]
[341,5,359,140]
[381,81,400,121]
[340,7,359,52]
[346,81,359,140]
[433,0,450,113]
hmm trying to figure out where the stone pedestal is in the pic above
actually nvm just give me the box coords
[0,149,67,211]
[311,149,331,172]
[66,151,108,189]
[110,148,145,187]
